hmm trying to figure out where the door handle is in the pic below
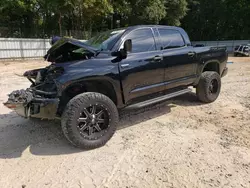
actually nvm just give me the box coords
[188,52,196,57]
[121,64,130,68]
[153,56,163,62]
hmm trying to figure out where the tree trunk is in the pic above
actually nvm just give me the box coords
[89,22,93,38]
[58,12,62,36]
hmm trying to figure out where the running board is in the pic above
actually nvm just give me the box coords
[125,88,192,110]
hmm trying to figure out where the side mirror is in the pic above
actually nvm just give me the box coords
[111,39,132,59]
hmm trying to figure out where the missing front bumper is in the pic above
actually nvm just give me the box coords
[4,89,59,119]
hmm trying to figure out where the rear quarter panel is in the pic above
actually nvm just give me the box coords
[194,46,228,76]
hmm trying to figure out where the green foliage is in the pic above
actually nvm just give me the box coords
[127,0,166,25]
[0,0,249,40]
[163,0,188,26]
[144,0,166,24]
[182,0,250,40]
[0,0,189,38]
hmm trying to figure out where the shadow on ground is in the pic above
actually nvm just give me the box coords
[0,92,203,159]
[119,92,203,129]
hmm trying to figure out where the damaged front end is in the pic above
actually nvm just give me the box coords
[4,65,63,119]
[4,37,97,119]
[4,89,59,119]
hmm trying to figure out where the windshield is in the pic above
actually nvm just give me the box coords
[86,29,125,51]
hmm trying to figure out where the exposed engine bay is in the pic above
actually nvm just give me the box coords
[5,66,61,119]
[6,63,66,118]
[45,38,96,63]
[24,65,64,94]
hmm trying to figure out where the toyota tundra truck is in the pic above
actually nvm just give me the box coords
[4,25,228,149]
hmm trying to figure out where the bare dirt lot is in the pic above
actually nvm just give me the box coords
[0,57,250,188]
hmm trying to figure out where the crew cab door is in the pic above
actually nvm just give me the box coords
[157,28,197,89]
[118,28,164,104]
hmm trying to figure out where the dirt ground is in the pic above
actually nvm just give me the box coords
[0,57,250,188]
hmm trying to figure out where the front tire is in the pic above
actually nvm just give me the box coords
[61,92,119,149]
[196,71,221,103]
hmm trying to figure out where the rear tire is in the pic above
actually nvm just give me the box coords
[61,92,119,149]
[196,71,221,103]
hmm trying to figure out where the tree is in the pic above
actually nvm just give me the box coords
[2,0,249,40]
[162,0,188,26]
[181,0,250,40]
[0,0,40,37]
[74,0,113,35]
[127,0,166,25]
[113,0,188,27]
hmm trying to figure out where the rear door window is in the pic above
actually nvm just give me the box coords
[158,29,185,50]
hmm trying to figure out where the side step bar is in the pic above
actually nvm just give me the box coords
[125,88,192,110]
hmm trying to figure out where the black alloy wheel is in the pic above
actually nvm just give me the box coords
[77,104,110,140]
[208,79,219,95]
[61,92,119,149]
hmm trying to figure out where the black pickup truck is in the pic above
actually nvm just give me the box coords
[4,25,228,149]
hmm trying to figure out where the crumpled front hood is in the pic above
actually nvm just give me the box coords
[44,37,97,62]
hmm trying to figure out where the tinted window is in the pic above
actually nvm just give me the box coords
[158,29,185,49]
[126,29,156,53]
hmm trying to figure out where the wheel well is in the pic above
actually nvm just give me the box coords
[57,80,117,116]
[203,62,220,74]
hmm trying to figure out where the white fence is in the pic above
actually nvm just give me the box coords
[0,38,51,59]
[192,40,250,52]
[0,38,250,59]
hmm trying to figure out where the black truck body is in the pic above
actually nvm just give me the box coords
[4,25,228,149]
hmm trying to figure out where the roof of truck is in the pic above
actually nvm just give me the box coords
[127,25,181,30]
